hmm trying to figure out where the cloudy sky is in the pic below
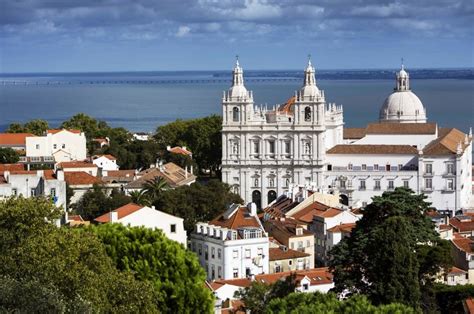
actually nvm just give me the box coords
[1,0,473,72]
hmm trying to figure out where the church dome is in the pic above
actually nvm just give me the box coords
[379,64,427,123]
[227,58,249,98]
[299,58,320,98]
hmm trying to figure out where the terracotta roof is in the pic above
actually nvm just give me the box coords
[439,224,452,231]
[47,129,81,134]
[93,154,116,160]
[451,235,474,254]
[9,170,37,175]
[210,206,262,230]
[210,278,252,288]
[343,128,366,139]
[464,297,474,314]
[450,216,474,233]
[57,161,97,168]
[0,133,35,145]
[263,195,299,219]
[269,247,310,261]
[105,170,135,177]
[366,122,437,135]
[315,208,343,218]
[263,220,312,244]
[0,176,6,184]
[64,171,102,185]
[255,267,333,287]
[126,162,195,189]
[0,164,24,172]
[278,96,296,114]
[327,222,356,233]
[43,169,56,180]
[327,144,418,155]
[448,266,467,274]
[94,203,143,223]
[168,146,192,156]
[291,201,330,223]
[93,138,108,144]
[68,215,85,222]
[423,128,470,155]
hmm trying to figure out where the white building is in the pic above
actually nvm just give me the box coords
[190,203,269,280]
[92,154,119,171]
[326,66,472,213]
[222,59,472,213]
[221,58,343,209]
[25,129,87,163]
[0,169,66,209]
[94,203,187,245]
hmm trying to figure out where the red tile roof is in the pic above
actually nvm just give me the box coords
[366,122,437,135]
[93,154,116,160]
[448,266,467,274]
[451,235,474,254]
[450,216,474,233]
[94,203,143,223]
[0,133,35,145]
[327,222,356,233]
[327,144,418,155]
[0,164,24,172]
[255,267,333,287]
[209,206,261,230]
[269,247,310,261]
[47,129,81,134]
[168,146,192,156]
[126,162,195,189]
[210,278,252,288]
[423,128,470,155]
[343,128,366,139]
[464,297,474,314]
[64,171,102,185]
[57,161,97,168]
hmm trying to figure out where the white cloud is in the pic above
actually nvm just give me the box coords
[176,25,191,37]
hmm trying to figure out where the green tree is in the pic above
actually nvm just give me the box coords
[24,119,49,135]
[91,223,214,314]
[60,113,100,138]
[329,187,452,310]
[0,196,157,312]
[0,148,19,164]
[5,123,25,133]
[142,176,170,203]
[129,190,151,206]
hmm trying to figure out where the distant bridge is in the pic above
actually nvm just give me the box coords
[0,78,301,86]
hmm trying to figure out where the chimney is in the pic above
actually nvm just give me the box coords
[109,211,118,222]
[182,146,186,151]
[151,205,155,210]
[247,202,257,216]
[56,170,64,181]
[4,170,10,181]
[36,170,44,177]
[166,145,171,151]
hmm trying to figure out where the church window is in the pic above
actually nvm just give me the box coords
[253,141,260,154]
[232,107,240,122]
[268,140,275,155]
[284,141,291,155]
[304,107,312,122]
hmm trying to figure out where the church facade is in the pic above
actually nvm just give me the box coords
[221,59,343,209]
[221,59,472,213]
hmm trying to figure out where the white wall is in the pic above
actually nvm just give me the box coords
[93,156,119,171]
[355,133,436,147]
[26,131,87,162]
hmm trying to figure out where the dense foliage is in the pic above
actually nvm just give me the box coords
[6,119,49,135]
[329,187,452,311]
[0,148,19,164]
[0,196,157,312]
[71,184,131,221]
[91,223,214,313]
[433,284,474,314]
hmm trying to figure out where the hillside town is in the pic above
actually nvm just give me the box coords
[0,59,473,313]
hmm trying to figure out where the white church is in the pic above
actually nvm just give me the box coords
[221,58,472,214]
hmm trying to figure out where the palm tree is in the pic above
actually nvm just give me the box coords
[142,176,169,203]
[128,190,151,206]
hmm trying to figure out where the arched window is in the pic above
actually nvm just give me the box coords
[252,190,262,209]
[304,107,311,122]
[267,190,277,204]
[232,107,240,122]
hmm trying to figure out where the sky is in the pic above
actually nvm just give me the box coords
[1,0,473,73]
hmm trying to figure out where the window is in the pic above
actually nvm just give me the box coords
[211,265,215,279]
[245,267,251,277]
[53,144,57,149]
[306,240,310,247]
[386,164,391,171]
[340,180,346,189]
[327,164,332,171]
[447,163,454,174]
[275,265,281,273]
[291,242,295,249]
[245,249,251,259]
[359,180,366,190]
[12,188,17,196]
[298,241,303,248]
[170,224,176,233]
[232,107,240,122]
[425,163,432,174]
[374,180,381,190]
[218,249,222,259]
[362,164,367,170]
[233,250,238,259]
[425,178,432,190]
[50,188,56,197]
[304,107,311,121]
[198,244,202,256]
[233,268,239,278]
[302,283,309,291]
[211,247,215,259]
[403,180,409,188]
[62,144,66,149]
[374,164,379,171]
[398,164,403,171]
[30,188,36,196]
[447,179,454,190]
[218,266,222,279]
[35,144,40,149]
[348,163,353,170]
[288,260,293,266]
[268,140,275,155]
[253,141,260,155]
[204,246,208,260]
[284,141,291,154]
[388,180,394,190]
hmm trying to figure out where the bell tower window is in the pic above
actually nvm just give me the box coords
[232,107,240,122]
[304,107,311,122]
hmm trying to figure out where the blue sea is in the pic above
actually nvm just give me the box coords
[0,69,473,133]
